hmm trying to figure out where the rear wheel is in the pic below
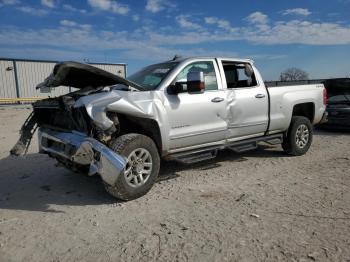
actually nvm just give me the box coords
[282,116,313,156]
[104,133,160,201]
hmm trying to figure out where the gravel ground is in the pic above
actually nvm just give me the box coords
[0,107,349,262]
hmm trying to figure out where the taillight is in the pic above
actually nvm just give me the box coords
[323,87,327,105]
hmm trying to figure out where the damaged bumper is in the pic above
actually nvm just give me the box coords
[38,128,127,186]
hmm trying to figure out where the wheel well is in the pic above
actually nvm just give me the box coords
[116,114,162,153]
[292,103,315,123]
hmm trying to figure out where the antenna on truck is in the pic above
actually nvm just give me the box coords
[172,54,182,61]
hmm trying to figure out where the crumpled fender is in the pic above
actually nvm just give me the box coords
[74,90,167,136]
[74,91,122,130]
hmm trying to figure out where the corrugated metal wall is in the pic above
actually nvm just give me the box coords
[16,61,69,98]
[0,59,126,102]
[0,60,17,99]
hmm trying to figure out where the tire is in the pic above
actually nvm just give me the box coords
[104,133,160,201]
[282,116,313,156]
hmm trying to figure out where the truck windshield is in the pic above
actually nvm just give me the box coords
[127,62,178,90]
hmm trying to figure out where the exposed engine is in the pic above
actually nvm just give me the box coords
[10,89,119,156]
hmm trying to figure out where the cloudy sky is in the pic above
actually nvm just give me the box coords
[0,0,350,80]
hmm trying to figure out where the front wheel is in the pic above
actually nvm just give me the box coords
[282,116,313,156]
[104,133,160,201]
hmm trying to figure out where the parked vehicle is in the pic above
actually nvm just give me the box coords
[11,57,327,200]
[318,78,350,129]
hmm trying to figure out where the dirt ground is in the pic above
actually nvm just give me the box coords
[0,106,349,262]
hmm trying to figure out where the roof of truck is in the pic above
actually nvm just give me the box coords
[168,56,254,64]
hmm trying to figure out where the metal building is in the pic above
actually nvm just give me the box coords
[0,58,126,103]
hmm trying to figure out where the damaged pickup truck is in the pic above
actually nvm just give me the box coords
[11,57,327,200]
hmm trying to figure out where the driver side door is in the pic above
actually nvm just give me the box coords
[163,60,227,151]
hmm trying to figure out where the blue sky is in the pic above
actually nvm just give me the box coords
[0,0,350,80]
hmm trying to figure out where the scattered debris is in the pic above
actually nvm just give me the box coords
[236,193,248,202]
[181,226,188,231]
[307,251,319,261]
[321,247,329,258]
[250,213,260,218]
[92,221,98,226]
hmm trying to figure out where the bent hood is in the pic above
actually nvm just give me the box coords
[36,61,144,90]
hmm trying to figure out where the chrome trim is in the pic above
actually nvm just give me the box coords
[169,128,227,140]
[228,122,267,129]
[38,128,127,186]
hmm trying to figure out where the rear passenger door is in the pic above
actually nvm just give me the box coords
[218,59,269,141]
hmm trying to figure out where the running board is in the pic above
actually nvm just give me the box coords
[167,133,283,164]
[228,133,283,153]
[169,149,218,164]
[228,142,257,153]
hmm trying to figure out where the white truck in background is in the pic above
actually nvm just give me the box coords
[11,57,328,200]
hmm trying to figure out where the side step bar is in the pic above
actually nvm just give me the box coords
[228,133,283,153]
[171,150,218,164]
[168,133,283,164]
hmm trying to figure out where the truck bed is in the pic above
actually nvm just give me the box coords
[265,79,325,87]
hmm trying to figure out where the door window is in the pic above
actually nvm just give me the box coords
[222,62,257,88]
[175,61,218,91]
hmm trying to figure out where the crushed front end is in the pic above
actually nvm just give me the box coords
[38,127,126,186]
[9,61,139,186]
[11,95,127,186]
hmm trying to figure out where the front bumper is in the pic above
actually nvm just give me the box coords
[38,128,127,186]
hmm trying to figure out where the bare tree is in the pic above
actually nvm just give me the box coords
[280,68,309,81]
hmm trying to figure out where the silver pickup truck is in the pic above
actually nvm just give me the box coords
[11,57,327,200]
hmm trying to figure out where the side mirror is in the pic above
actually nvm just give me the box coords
[168,82,184,94]
[187,71,205,93]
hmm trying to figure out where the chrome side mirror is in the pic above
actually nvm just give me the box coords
[187,71,205,93]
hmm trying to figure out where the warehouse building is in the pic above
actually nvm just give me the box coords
[0,58,127,103]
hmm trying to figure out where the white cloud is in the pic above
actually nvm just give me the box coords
[0,46,87,61]
[60,20,91,30]
[63,4,87,14]
[282,8,311,16]
[246,12,268,24]
[60,20,77,27]
[87,0,129,15]
[132,14,140,21]
[0,0,19,5]
[145,0,162,13]
[41,0,55,8]
[1,12,350,66]
[16,6,48,16]
[176,15,202,30]
[145,0,174,13]
[245,20,350,45]
[205,17,236,32]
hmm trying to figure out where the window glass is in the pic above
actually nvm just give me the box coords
[223,63,257,88]
[127,62,178,90]
[175,61,218,91]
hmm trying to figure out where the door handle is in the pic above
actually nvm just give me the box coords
[211,97,224,103]
[255,94,266,98]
